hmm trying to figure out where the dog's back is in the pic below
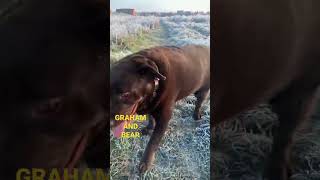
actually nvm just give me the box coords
[173,45,210,99]
[213,0,320,122]
[141,45,210,100]
[213,1,320,179]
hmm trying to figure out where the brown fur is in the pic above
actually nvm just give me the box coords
[110,45,210,173]
[0,0,107,178]
[213,1,320,179]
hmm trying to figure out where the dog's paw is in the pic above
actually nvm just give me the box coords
[139,161,152,174]
[141,127,153,136]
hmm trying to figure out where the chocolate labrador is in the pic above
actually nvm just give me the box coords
[0,0,107,178]
[110,45,210,173]
[214,1,320,180]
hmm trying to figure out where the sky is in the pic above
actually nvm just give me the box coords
[110,0,210,12]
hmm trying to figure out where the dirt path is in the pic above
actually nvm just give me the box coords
[131,23,169,49]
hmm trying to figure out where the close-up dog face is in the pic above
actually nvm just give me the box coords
[0,0,107,178]
[0,59,107,178]
[110,56,166,133]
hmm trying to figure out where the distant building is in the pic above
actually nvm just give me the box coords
[138,10,208,17]
[177,10,193,16]
[116,8,136,16]
[184,11,192,15]
[177,10,184,15]
[138,11,176,17]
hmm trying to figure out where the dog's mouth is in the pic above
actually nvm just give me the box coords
[65,132,89,169]
[112,102,139,138]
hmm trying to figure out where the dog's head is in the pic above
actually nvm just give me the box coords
[110,54,166,137]
[0,0,107,178]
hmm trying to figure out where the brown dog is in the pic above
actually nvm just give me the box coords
[110,45,210,173]
[214,1,320,180]
[0,0,107,178]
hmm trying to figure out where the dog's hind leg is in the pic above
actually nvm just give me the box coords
[141,115,156,136]
[193,88,210,120]
[265,83,319,180]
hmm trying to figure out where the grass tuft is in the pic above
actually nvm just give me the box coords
[212,103,320,179]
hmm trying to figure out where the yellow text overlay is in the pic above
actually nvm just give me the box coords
[16,168,109,180]
[114,115,147,121]
[114,114,149,138]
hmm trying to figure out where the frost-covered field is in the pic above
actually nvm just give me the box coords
[110,13,210,180]
[110,13,160,46]
[212,103,320,180]
[110,96,210,179]
[110,13,160,62]
[161,15,210,46]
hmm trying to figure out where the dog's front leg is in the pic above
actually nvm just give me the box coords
[141,115,156,136]
[139,103,173,173]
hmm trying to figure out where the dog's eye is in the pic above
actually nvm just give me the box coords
[120,92,131,101]
[31,97,63,119]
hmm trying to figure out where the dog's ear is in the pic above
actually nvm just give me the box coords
[132,56,166,81]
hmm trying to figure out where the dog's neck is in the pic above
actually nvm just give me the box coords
[137,78,160,113]
[146,77,160,103]
[152,77,160,98]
